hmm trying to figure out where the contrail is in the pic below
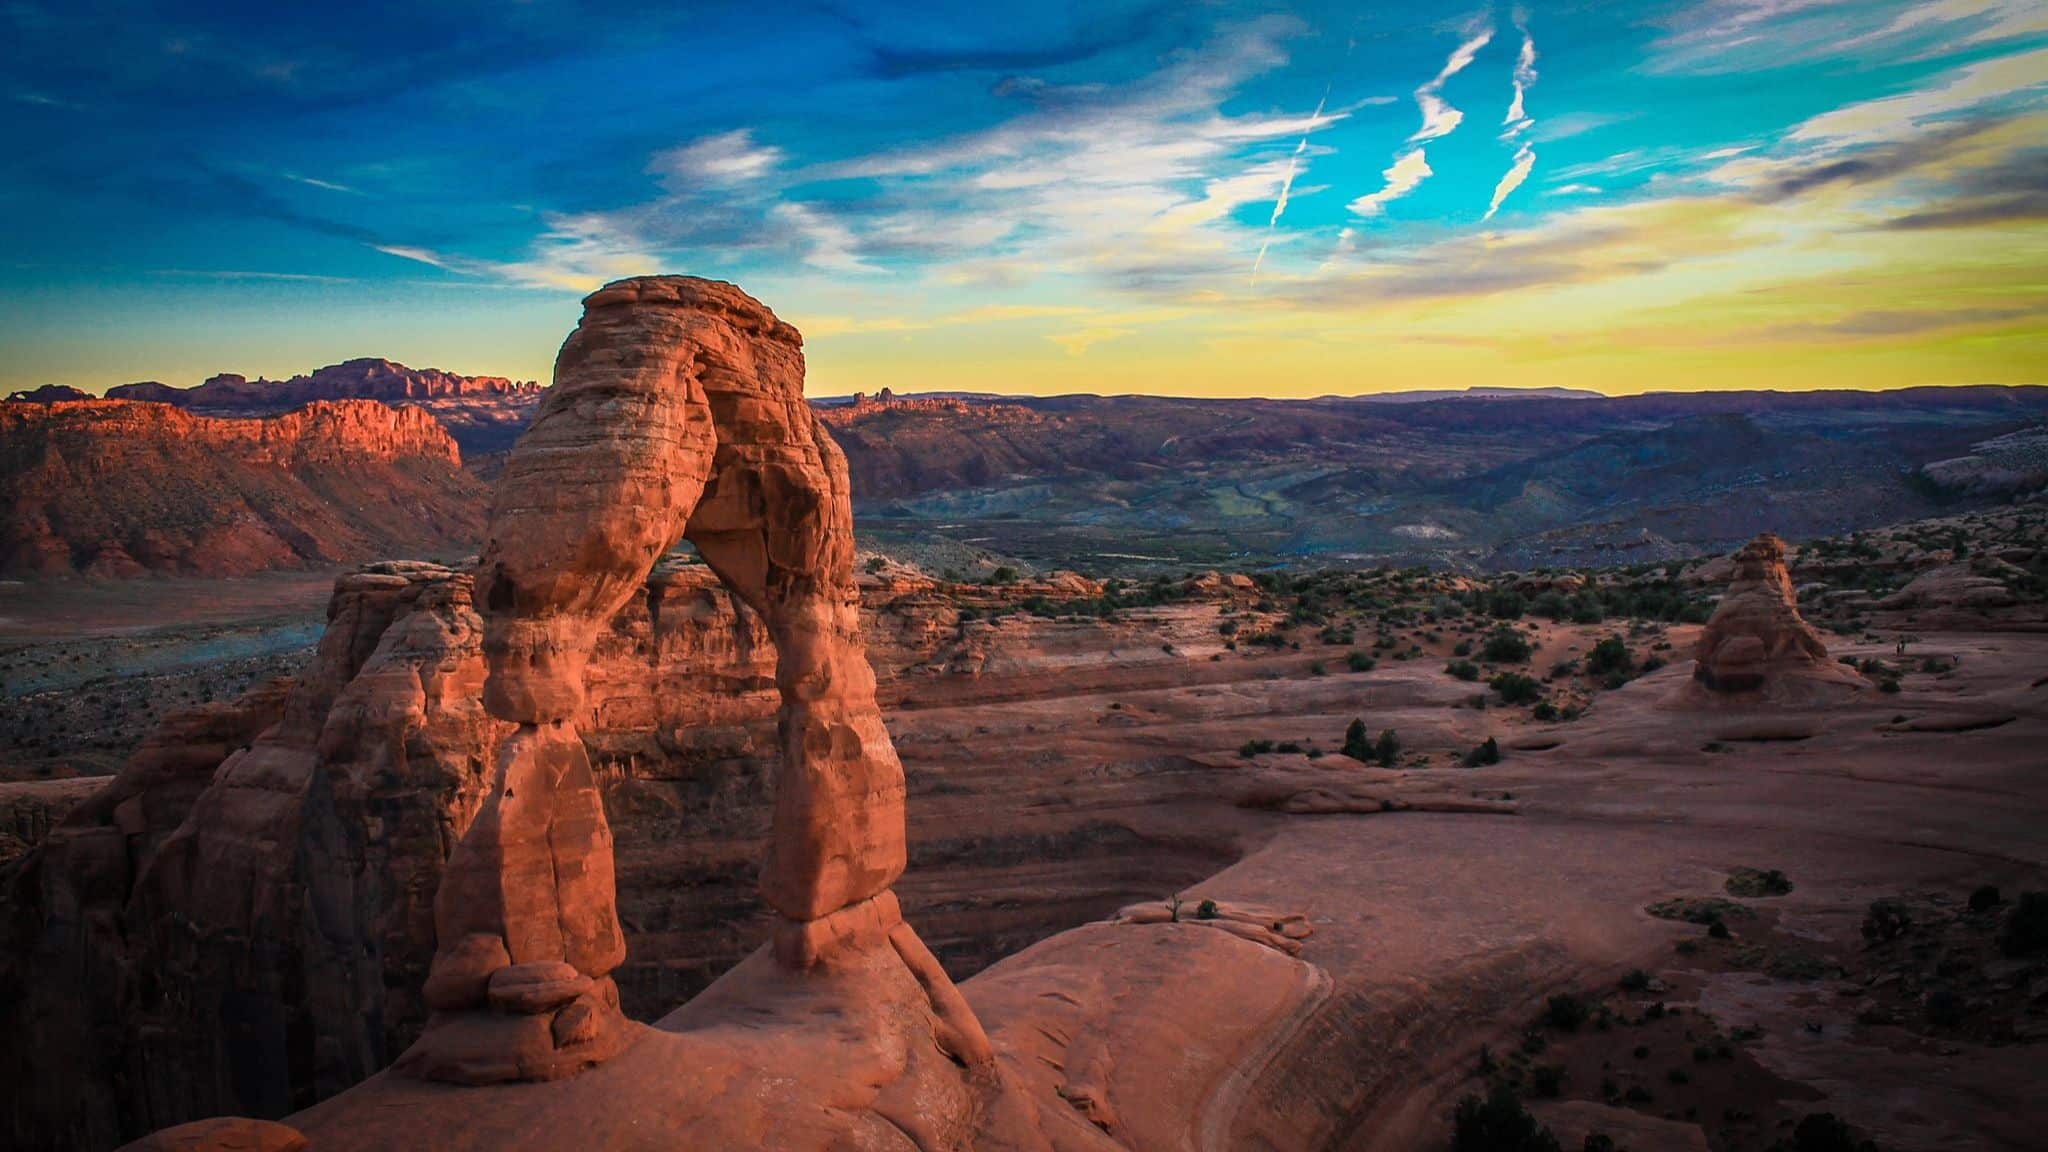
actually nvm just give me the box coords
[1252,85,1331,285]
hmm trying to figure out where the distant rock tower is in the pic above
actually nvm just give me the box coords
[1693,533,1860,694]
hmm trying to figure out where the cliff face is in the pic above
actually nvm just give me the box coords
[0,557,1207,1148]
[0,399,484,577]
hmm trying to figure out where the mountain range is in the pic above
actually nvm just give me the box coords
[6,362,2046,577]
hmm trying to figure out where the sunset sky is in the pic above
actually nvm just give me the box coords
[2,0,2043,397]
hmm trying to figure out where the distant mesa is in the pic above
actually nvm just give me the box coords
[5,384,93,403]
[105,357,540,411]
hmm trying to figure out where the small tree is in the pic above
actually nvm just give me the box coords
[1342,718,1373,761]
[1373,728,1402,767]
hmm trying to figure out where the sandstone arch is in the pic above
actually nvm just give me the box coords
[400,276,941,1082]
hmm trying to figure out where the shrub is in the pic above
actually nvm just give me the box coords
[1343,718,1373,761]
[1532,700,1559,722]
[1726,867,1794,897]
[987,566,1018,585]
[1450,1083,1562,1152]
[1879,678,1901,694]
[1543,993,1590,1032]
[1969,884,2001,913]
[1346,651,1377,672]
[1465,737,1502,767]
[1373,728,1402,767]
[1619,969,1651,992]
[1195,898,1219,921]
[2000,891,2048,956]
[1448,659,1481,681]
[1239,739,1275,757]
[1586,636,1633,677]
[1487,591,1528,621]
[1862,898,1912,943]
[1774,1112,1879,1152]
[1483,629,1533,663]
[1492,672,1542,705]
[1530,1064,1565,1098]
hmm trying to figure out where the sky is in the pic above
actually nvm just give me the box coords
[1,1,2044,398]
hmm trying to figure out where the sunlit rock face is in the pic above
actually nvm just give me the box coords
[1692,532,1858,694]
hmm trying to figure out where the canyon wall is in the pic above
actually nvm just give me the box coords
[0,399,484,577]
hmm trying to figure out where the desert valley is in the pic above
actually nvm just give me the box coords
[4,2,2046,1149]
[2,278,2045,1152]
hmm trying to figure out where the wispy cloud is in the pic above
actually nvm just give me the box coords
[283,172,359,195]
[650,129,784,189]
[1350,149,1433,217]
[1485,142,1537,220]
[1502,27,1537,138]
[1410,25,1494,143]
[1251,86,1331,283]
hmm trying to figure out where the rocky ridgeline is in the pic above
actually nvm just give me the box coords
[0,398,483,577]
[105,358,539,409]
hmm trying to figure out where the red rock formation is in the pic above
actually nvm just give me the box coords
[1692,533,1861,694]
[0,564,500,1149]
[0,399,484,577]
[405,276,969,1085]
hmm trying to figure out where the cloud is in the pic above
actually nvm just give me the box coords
[650,129,783,188]
[1484,142,1537,220]
[1502,28,1537,138]
[1787,46,2048,147]
[769,202,877,273]
[1766,306,2035,339]
[1048,326,1133,356]
[1349,149,1433,217]
[374,244,455,269]
[283,172,359,195]
[1252,87,1331,283]
[1409,26,1493,143]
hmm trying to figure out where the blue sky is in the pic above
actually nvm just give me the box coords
[2,0,2044,395]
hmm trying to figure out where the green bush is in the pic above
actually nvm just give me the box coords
[1343,718,1373,761]
[1465,737,1502,767]
[1346,650,1377,672]
[1543,993,1589,1032]
[1450,1083,1561,1152]
[1448,659,1481,681]
[1492,672,1542,705]
[1726,868,1794,897]
[1586,635,1632,677]
[1373,728,1402,767]
[1483,629,1533,663]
